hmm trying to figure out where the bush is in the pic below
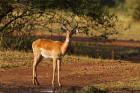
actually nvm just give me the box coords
[79,86,107,93]
[133,1,140,20]
[0,36,33,51]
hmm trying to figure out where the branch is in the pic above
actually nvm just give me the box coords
[0,8,13,23]
[0,11,28,35]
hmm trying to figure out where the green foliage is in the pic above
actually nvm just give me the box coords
[133,1,140,20]
[68,42,140,60]
[79,86,107,93]
[0,0,118,34]
[0,0,121,50]
[0,0,13,19]
[0,36,32,51]
[103,0,125,8]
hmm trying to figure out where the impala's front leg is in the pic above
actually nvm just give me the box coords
[52,58,57,87]
[57,59,61,87]
[33,59,41,85]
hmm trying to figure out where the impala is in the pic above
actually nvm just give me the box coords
[32,22,78,87]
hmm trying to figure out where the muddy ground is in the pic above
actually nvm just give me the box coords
[0,58,140,93]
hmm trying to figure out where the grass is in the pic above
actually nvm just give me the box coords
[0,50,140,93]
[79,86,107,93]
[0,51,32,69]
[78,77,140,93]
[94,78,140,90]
[71,78,140,93]
[1,35,140,61]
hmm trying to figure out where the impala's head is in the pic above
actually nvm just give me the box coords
[61,22,78,38]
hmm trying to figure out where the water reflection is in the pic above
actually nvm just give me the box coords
[0,86,107,93]
[40,86,81,93]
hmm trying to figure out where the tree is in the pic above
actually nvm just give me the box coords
[133,1,140,20]
[0,0,119,50]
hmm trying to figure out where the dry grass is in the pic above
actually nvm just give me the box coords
[0,51,96,69]
[0,51,32,69]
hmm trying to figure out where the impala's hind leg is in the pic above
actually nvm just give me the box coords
[52,58,57,87]
[32,49,42,85]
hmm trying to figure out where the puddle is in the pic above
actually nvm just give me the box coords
[0,86,81,93]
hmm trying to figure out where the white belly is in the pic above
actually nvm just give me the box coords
[40,48,60,58]
[40,48,52,58]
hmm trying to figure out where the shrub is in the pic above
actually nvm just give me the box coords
[0,36,33,51]
[79,86,107,93]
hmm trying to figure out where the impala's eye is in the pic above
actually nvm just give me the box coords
[72,28,78,35]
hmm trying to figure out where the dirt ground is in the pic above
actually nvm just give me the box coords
[0,58,140,93]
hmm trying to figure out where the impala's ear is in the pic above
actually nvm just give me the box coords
[61,24,67,32]
[72,22,79,34]
[75,28,79,34]
[72,26,78,34]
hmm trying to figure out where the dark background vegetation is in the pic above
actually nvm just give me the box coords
[0,0,140,36]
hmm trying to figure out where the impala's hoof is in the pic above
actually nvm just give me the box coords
[52,83,55,88]
[36,82,40,86]
[32,80,36,85]
[33,82,40,86]
[33,80,40,85]
[52,85,54,88]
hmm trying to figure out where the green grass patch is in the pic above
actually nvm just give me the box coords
[94,78,140,90]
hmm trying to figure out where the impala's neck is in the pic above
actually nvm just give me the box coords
[61,31,71,55]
